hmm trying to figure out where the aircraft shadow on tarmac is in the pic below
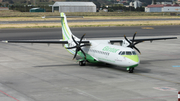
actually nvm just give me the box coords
[34,64,77,68]
[140,58,180,64]
[33,62,152,73]
[33,57,180,73]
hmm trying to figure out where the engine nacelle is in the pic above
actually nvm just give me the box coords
[122,39,131,47]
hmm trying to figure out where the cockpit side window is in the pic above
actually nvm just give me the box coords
[118,51,122,55]
[132,51,136,55]
[126,51,132,55]
[121,51,125,55]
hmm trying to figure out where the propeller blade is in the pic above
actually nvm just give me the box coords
[80,44,90,48]
[73,49,78,60]
[132,32,137,43]
[124,32,141,54]
[70,34,88,60]
[134,46,141,54]
[127,44,133,48]
[66,46,77,49]
[72,35,78,45]
[124,35,131,45]
[79,48,86,59]
[79,34,86,44]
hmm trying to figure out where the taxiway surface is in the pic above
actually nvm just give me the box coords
[0,26,180,40]
[0,27,180,101]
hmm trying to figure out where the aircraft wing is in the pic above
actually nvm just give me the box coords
[109,37,177,43]
[2,40,90,44]
[132,37,177,42]
[2,40,69,44]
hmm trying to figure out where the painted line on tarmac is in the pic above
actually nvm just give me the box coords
[141,27,154,29]
[0,90,19,101]
[153,87,177,91]
[172,65,180,67]
[118,95,176,101]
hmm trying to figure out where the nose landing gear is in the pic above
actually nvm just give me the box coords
[127,67,134,73]
[79,60,86,66]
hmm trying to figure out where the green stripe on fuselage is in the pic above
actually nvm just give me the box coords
[77,51,99,63]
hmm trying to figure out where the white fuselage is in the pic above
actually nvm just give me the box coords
[67,40,140,68]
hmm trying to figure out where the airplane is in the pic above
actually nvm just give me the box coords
[2,12,177,73]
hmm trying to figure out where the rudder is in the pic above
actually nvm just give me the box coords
[61,12,73,41]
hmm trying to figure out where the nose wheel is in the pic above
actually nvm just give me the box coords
[79,60,86,66]
[128,68,134,73]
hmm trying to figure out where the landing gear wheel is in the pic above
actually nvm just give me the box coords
[79,61,86,66]
[128,68,134,73]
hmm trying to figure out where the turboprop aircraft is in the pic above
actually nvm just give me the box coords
[2,12,177,73]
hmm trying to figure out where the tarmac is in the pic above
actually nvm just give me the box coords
[0,36,179,101]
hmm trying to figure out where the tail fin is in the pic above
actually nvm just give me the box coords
[61,13,73,41]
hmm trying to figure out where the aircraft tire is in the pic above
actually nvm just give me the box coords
[129,68,134,73]
[79,61,86,66]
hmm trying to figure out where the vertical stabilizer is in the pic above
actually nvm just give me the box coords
[61,12,77,55]
[61,12,73,41]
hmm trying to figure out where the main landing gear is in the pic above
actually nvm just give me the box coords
[79,60,86,66]
[128,68,134,73]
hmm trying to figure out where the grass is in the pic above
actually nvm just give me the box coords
[0,15,180,21]
[0,10,180,28]
[0,10,180,21]
[1,10,180,17]
[1,20,180,29]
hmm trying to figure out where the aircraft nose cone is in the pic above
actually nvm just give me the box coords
[122,55,140,67]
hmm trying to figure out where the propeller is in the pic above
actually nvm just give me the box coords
[66,34,89,60]
[124,32,143,54]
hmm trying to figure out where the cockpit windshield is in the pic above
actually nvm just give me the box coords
[118,51,137,55]
[126,51,132,55]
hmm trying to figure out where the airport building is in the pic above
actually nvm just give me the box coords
[145,4,180,12]
[129,0,142,9]
[52,2,96,12]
